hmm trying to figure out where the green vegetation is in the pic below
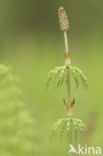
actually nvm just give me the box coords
[51,117,85,143]
[0,65,36,156]
[46,65,88,90]
[45,6,89,154]
[0,1,102,156]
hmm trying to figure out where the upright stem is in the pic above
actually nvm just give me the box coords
[63,31,71,101]
[58,6,72,115]
[63,31,72,116]
[66,67,71,102]
[64,31,69,56]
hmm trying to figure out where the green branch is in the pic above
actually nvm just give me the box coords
[45,65,88,90]
[51,117,85,143]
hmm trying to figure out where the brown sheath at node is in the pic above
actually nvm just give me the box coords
[64,51,70,60]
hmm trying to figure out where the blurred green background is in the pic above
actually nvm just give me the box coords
[0,0,103,155]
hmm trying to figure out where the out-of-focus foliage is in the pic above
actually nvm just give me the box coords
[0,64,36,156]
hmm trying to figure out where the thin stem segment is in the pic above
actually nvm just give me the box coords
[64,31,71,66]
[63,31,72,116]
[63,30,71,102]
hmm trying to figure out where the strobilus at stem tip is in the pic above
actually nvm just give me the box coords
[58,6,69,31]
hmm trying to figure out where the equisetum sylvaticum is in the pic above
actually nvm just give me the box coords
[45,6,89,154]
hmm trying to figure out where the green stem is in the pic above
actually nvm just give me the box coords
[66,67,71,102]
[63,31,71,115]
[64,31,71,102]
[64,31,69,54]
[64,31,70,66]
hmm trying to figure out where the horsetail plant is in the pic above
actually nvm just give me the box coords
[45,6,88,154]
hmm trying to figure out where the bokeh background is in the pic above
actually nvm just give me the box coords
[0,0,103,155]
